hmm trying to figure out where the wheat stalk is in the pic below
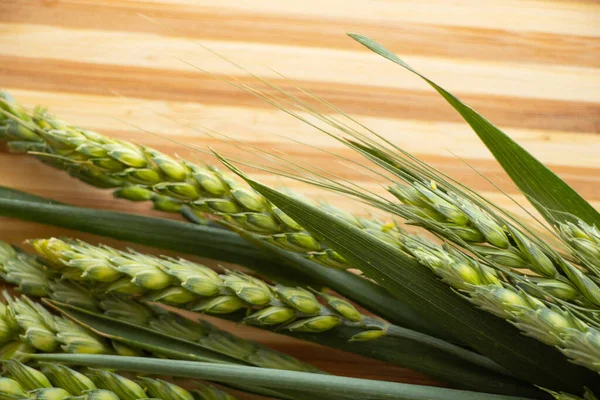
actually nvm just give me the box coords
[3,240,524,380]
[0,295,317,399]
[16,224,599,371]
[0,91,391,270]
[2,293,114,354]
[389,182,600,311]
[0,289,318,398]
[1,359,237,400]
[0,242,322,373]
[274,129,600,371]
[4,92,596,314]
[0,292,116,359]
[372,175,600,372]
[399,234,600,372]
[25,237,386,337]
[557,221,600,277]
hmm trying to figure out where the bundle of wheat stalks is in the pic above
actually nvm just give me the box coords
[0,34,598,400]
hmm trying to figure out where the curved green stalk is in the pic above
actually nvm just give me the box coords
[26,355,535,400]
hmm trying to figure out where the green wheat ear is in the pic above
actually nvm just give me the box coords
[25,237,386,337]
[0,243,323,374]
[0,91,418,271]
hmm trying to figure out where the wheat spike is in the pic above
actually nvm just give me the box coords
[27,237,386,336]
[0,92,364,269]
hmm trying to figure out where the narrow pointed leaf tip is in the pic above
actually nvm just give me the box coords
[212,151,249,180]
[347,33,600,228]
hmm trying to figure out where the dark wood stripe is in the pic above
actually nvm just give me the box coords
[1,1,599,68]
[1,55,598,134]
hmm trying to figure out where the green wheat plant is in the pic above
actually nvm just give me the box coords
[0,243,344,400]
[0,91,363,270]
[0,239,513,379]
[0,240,333,371]
[27,236,389,336]
[0,32,599,400]
[0,288,321,399]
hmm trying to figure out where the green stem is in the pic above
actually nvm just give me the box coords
[27,354,535,400]
[215,315,544,399]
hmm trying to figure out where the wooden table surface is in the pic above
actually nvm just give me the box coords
[1,0,600,395]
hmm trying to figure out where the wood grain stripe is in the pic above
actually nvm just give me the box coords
[2,1,599,68]
[1,23,599,103]
[4,89,599,169]
[5,0,592,37]
[2,56,599,135]
[2,90,599,203]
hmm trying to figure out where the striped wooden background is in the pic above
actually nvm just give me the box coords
[1,0,599,395]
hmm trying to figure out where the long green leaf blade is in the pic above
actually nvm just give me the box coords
[226,170,598,394]
[26,355,533,400]
[347,33,600,227]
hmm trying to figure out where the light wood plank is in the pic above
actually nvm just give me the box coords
[1,24,600,102]
[1,1,599,394]
[99,0,600,36]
